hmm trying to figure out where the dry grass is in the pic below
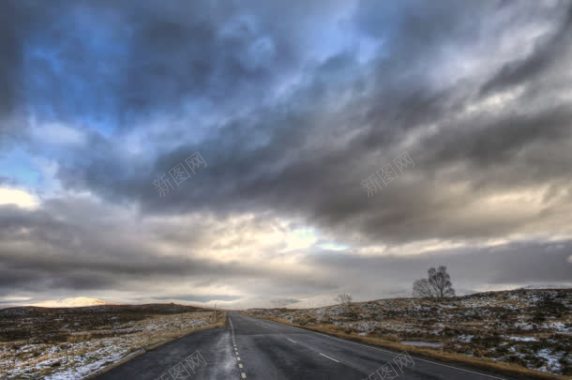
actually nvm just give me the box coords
[86,313,226,379]
[142,313,226,351]
[247,289,571,377]
[265,316,569,380]
[1,306,226,379]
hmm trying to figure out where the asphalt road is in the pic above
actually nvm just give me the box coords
[97,312,526,380]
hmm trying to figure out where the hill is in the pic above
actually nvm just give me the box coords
[0,303,220,379]
[248,288,572,377]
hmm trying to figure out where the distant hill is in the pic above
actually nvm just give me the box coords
[248,288,572,377]
[0,303,206,318]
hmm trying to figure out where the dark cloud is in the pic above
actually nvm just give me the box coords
[0,1,20,118]
[151,294,241,303]
[1,0,572,306]
[305,240,572,300]
[46,0,572,243]
[0,201,335,299]
[480,4,572,96]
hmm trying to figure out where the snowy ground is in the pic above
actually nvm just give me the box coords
[248,288,572,377]
[0,308,215,379]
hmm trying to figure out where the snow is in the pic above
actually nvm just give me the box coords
[247,288,572,376]
[508,336,537,342]
[514,322,534,331]
[1,311,213,379]
[457,335,473,343]
[44,346,128,380]
[537,348,562,373]
[542,321,570,333]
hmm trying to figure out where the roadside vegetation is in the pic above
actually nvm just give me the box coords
[0,304,224,379]
[248,288,572,378]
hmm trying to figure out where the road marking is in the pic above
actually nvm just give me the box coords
[314,330,505,379]
[317,332,506,379]
[309,330,507,379]
[319,353,340,363]
[286,337,297,344]
[230,315,250,380]
[256,317,507,380]
[411,357,506,380]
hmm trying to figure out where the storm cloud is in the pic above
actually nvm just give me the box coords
[0,0,571,307]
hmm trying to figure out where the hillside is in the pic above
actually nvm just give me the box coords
[0,303,221,379]
[248,288,572,377]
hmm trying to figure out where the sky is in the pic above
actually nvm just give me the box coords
[0,0,571,309]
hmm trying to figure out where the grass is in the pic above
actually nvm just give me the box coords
[1,308,227,379]
[85,312,227,379]
[142,312,226,351]
[262,316,568,380]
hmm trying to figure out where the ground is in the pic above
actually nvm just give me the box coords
[0,304,220,379]
[248,289,572,377]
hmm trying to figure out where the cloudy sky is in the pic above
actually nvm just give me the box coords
[1,0,571,308]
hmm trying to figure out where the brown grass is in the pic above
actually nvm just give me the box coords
[263,316,568,380]
[85,312,227,379]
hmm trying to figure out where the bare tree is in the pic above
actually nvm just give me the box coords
[412,266,455,299]
[412,279,434,298]
[335,293,352,306]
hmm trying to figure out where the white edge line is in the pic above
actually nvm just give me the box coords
[311,329,506,380]
[412,357,506,380]
[259,318,506,380]
[319,352,340,363]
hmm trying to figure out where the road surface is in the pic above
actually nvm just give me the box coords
[97,312,526,380]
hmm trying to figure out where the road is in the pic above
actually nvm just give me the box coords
[97,312,525,380]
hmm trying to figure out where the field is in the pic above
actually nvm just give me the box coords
[2,290,570,379]
[248,289,572,378]
[0,304,222,379]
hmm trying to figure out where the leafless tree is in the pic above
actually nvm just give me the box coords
[412,279,434,298]
[335,293,352,306]
[412,266,455,299]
